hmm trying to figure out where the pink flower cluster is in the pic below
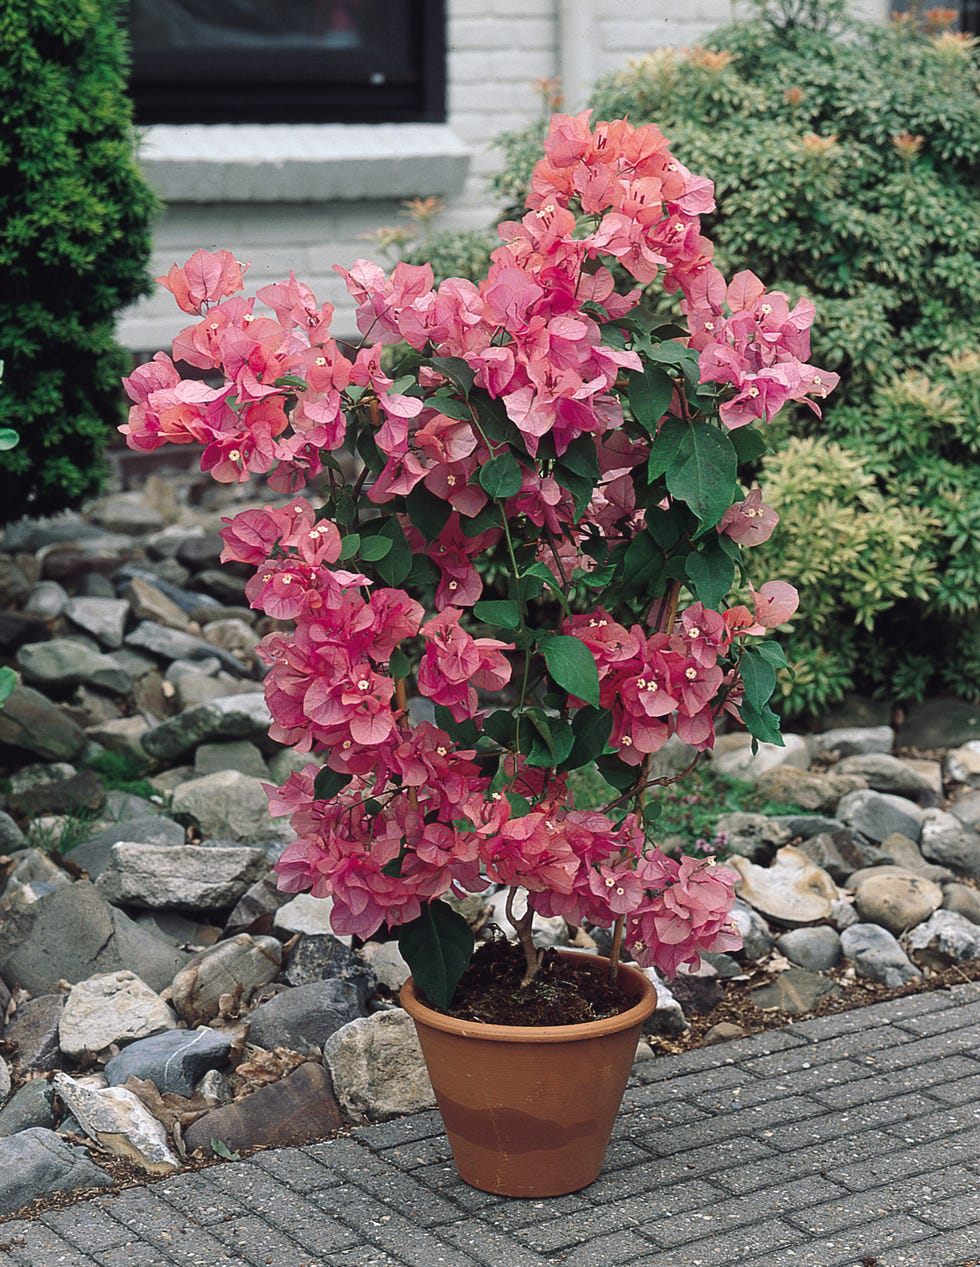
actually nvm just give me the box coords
[118,110,836,979]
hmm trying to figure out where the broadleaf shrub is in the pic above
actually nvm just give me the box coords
[0,0,157,522]
[438,2,979,714]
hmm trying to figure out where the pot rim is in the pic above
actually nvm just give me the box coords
[399,949,657,1044]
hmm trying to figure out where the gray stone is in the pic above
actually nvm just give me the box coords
[97,842,267,912]
[225,870,296,935]
[0,1055,8,1104]
[710,733,811,780]
[170,934,283,1025]
[0,810,27,851]
[274,892,348,940]
[52,1072,179,1173]
[1,994,64,1072]
[1,848,71,911]
[942,882,980,925]
[89,491,165,535]
[105,1027,233,1096]
[357,941,410,992]
[755,766,866,814]
[67,815,187,880]
[811,726,895,758]
[853,871,943,936]
[7,762,105,819]
[83,715,150,761]
[874,833,954,883]
[0,881,190,994]
[171,771,292,847]
[0,1079,56,1136]
[247,979,363,1053]
[713,812,790,862]
[194,739,269,779]
[748,967,843,1013]
[906,909,980,968]
[281,934,377,1006]
[16,639,133,695]
[949,791,980,831]
[0,685,86,760]
[729,846,838,924]
[124,575,193,631]
[796,830,890,884]
[775,925,842,972]
[730,900,774,960]
[200,617,258,667]
[836,789,923,844]
[126,620,245,675]
[24,580,69,619]
[640,969,689,1036]
[768,814,844,839]
[900,698,980,749]
[945,741,980,788]
[59,971,177,1060]
[323,1008,435,1123]
[833,753,934,800]
[132,909,222,946]
[116,567,222,614]
[141,693,272,762]
[839,922,920,986]
[919,809,980,879]
[64,597,130,650]
[194,568,248,606]
[182,1060,343,1157]
[0,1127,113,1215]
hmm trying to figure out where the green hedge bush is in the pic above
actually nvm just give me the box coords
[424,2,980,715]
[0,0,156,522]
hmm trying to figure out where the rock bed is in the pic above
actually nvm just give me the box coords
[1,475,980,1219]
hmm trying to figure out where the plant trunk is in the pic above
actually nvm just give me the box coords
[505,886,542,986]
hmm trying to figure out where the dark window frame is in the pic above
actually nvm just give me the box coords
[128,0,446,126]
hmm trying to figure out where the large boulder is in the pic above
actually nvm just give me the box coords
[323,1009,435,1122]
[0,1128,112,1215]
[840,923,920,986]
[170,771,292,846]
[728,846,838,924]
[104,1027,233,1097]
[852,871,944,937]
[58,971,177,1061]
[0,881,190,995]
[0,685,86,760]
[140,692,272,762]
[170,934,282,1025]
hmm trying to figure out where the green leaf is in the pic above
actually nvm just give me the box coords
[560,705,613,771]
[525,711,576,768]
[685,543,735,609]
[580,562,617,589]
[472,599,521,630]
[731,427,768,464]
[0,428,19,452]
[313,767,352,800]
[595,753,638,791]
[388,646,412,680]
[405,554,440,587]
[0,666,17,705]
[430,356,475,397]
[428,393,473,422]
[741,700,784,747]
[647,416,687,480]
[479,452,524,500]
[552,466,594,520]
[461,502,502,536]
[483,709,517,748]
[398,899,475,1010]
[405,483,452,543]
[540,635,600,707]
[754,639,789,670]
[334,493,357,527]
[740,647,778,714]
[558,434,600,481]
[210,1139,242,1161]
[374,519,413,585]
[665,422,738,531]
[272,373,309,391]
[338,533,361,562]
[505,791,532,817]
[358,535,393,562]
[433,704,480,746]
[629,364,675,432]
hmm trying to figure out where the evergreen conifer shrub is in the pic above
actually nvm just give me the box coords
[0,0,156,521]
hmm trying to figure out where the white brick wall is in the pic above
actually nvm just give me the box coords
[120,0,888,352]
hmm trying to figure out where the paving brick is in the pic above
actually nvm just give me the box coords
[368,1134,456,1171]
[644,1215,806,1264]
[201,1170,362,1256]
[92,1249,176,1267]
[926,1068,980,1105]
[879,1101,980,1144]
[442,1220,559,1266]
[871,1030,980,1073]
[786,1165,979,1237]
[614,1096,710,1131]
[0,1223,94,1267]
[906,1187,980,1232]
[625,1060,753,1103]
[41,1203,132,1252]
[720,1127,899,1194]
[351,1112,445,1151]
[95,1190,189,1245]
[653,1175,844,1247]
[890,996,980,1037]
[641,1132,779,1181]
[748,1214,937,1265]
[246,1147,344,1191]
[881,1224,980,1264]
[514,1201,644,1253]
[832,1126,980,1191]
[742,1025,907,1076]
[149,1172,249,1227]
[764,1091,939,1152]
[634,1025,808,1081]
[814,1061,977,1109]
[206,1214,335,1267]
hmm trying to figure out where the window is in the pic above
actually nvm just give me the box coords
[128,0,446,125]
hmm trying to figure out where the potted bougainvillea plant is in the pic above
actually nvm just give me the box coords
[122,110,837,1197]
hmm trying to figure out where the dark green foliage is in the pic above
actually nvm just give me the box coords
[0,0,157,522]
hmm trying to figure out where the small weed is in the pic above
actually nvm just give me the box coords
[28,807,104,855]
[84,749,158,801]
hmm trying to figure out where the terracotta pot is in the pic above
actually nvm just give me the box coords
[399,950,657,1197]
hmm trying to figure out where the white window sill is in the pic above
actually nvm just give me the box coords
[137,123,472,204]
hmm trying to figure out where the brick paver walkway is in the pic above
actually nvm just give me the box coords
[1,982,978,1266]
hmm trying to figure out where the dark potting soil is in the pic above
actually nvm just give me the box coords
[430,939,635,1026]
